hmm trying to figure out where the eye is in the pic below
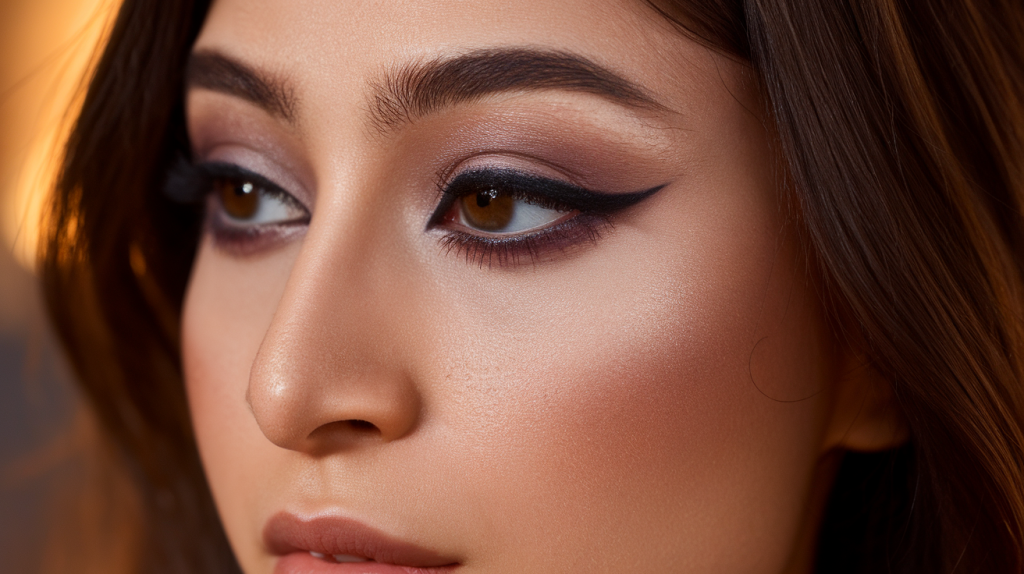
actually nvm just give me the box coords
[162,159,310,252]
[453,184,572,236]
[426,167,668,267]
[211,175,307,226]
[428,169,587,238]
[165,160,309,230]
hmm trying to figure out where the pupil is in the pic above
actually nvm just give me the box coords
[476,192,492,208]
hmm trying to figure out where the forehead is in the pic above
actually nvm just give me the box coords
[193,0,752,124]
[197,0,666,60]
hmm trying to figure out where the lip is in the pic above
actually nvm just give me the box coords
[264,512,460,574]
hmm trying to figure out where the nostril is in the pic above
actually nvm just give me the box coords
[306,419,382,445]
[346,419,377,432]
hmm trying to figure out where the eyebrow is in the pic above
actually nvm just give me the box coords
[185,48,665,132]
[369,48,666,133]
[186,51,297,123]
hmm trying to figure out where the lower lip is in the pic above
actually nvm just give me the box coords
[274,552,458,574]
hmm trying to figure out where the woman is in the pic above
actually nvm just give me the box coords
[40,0,1024,572]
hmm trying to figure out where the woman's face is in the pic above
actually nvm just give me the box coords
[181,1,878,572]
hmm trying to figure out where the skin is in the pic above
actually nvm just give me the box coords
[181,0,907,572]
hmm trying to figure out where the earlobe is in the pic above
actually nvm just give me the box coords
[823,353,910,453]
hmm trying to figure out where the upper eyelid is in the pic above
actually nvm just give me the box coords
[435,167,666,209]
[198,162,285,192]
[432,168,579,208]
[432,151,586,191]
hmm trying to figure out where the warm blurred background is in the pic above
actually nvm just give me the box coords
[1,0,120,572]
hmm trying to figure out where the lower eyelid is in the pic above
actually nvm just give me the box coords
[438,213,611,268]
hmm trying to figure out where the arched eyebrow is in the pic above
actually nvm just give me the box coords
[369,48,667,134]
[185,48,666,132]
[187,51,298,123]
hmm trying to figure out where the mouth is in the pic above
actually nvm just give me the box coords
[264,512,461,574]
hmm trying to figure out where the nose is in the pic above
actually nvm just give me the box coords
[246,217,422,454]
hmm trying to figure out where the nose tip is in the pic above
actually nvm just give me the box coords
[246,331,421,453]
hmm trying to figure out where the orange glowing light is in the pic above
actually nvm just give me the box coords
[0,0,122,271]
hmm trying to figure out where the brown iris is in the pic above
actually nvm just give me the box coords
[217,179,259,220]
[459,190,515,231]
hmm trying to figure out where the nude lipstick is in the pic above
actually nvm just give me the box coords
[264,513,460,574]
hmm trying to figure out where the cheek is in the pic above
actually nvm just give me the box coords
[181,238,299,544]
[423,197,833,571]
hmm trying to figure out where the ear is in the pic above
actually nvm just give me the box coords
[823,351,909,453]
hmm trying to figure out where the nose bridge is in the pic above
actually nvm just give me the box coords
[246,199,421,453]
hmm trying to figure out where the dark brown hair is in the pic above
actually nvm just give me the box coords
[42,0,1024,572]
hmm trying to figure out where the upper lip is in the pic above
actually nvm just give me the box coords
[263,512,460,568]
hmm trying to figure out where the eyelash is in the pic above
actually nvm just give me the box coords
[163,159,662,265]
